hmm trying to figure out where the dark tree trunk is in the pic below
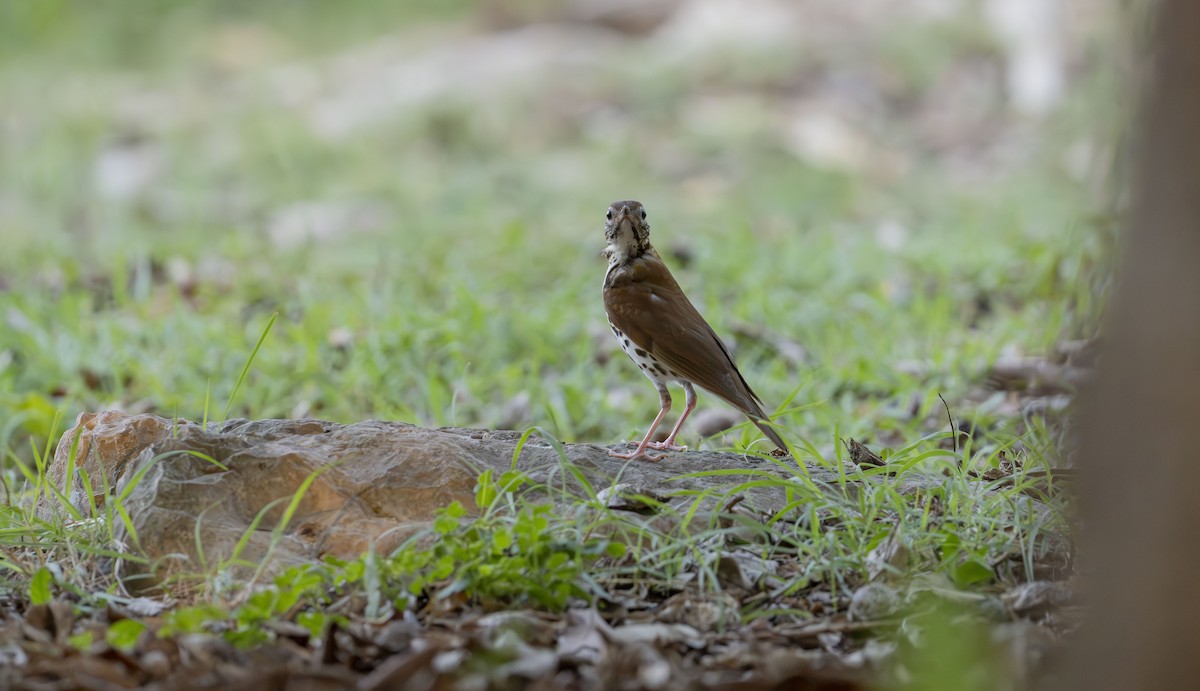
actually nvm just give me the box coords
[1069,0,1200,688]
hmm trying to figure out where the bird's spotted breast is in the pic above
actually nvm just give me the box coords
[609,323,679,385]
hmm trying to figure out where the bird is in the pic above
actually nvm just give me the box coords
[601,200,788,461]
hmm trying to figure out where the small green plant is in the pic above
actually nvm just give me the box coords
[28,565,53,605]
[159,565,340,646]
[105,619,147,652]
[340,499,626,612]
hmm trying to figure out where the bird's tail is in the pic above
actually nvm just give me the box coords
[719,388,789,453]
[750,416,789,453]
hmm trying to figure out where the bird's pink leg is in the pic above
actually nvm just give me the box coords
[610,386,672,461]
[649,382,696,451]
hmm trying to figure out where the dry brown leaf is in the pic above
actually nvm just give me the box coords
[556,608,611,666]
[1002,581,1074,619]
[844,438,886,468]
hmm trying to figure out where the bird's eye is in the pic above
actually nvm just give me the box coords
[606,210,613,220]
[640,208,647,220]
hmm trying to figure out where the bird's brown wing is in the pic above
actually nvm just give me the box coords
[604,256,788,451]
[604,254,768,418]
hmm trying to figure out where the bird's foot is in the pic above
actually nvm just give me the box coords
[609,444,665,462]
[647,440,687,452]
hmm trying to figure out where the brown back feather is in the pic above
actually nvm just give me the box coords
[604,249,785,452]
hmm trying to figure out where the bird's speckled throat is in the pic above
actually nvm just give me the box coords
[603,200,652,269]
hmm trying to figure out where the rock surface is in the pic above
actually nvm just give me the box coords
[48,411,920,592]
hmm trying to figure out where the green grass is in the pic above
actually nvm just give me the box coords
[0,1,1115,682]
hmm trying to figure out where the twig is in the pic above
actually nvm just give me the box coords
[724,494,746,513]
[938,393,957,454]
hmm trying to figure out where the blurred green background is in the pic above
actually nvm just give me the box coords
[0,0,1121,465]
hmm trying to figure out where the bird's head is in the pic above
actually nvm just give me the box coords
[603,200,651,265]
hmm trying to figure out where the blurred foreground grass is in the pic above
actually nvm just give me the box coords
[0,1,1118,467]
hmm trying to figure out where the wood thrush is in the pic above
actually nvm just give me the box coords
[601,200,788,461]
